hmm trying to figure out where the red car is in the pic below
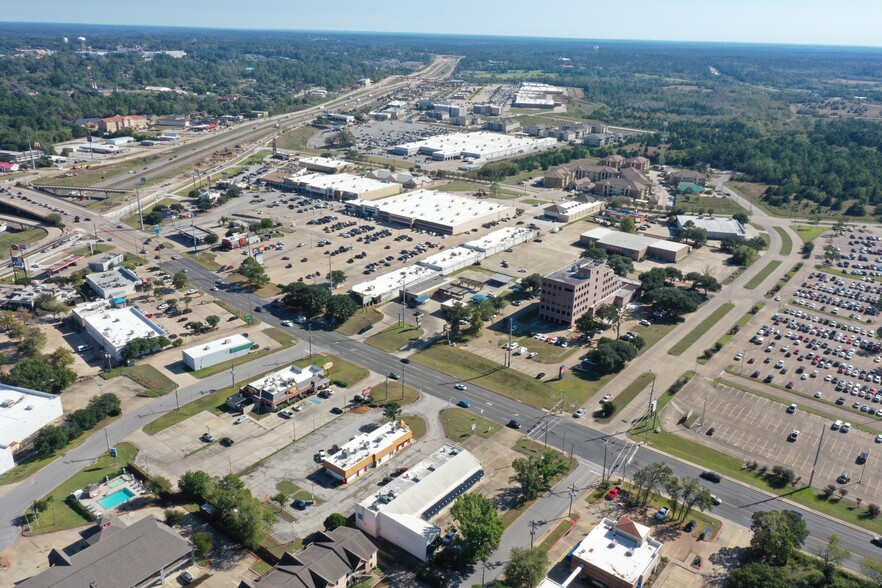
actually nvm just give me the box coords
[786,381,795,389]
[606,487,620,500]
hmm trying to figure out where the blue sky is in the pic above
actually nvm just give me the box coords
[9,0,882,47]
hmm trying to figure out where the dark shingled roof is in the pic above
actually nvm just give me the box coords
[19,516,192,588]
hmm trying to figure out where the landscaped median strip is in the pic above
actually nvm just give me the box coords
[744,259,782,290]
[774,226,794,255]
[667,303,735,356]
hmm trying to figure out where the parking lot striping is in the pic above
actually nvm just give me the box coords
[728,529,743,549]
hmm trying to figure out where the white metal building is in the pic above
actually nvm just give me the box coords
[85,267,143,300]
[0,385,64,474]
[418,247,482,274]
[297,156,353,174]
[461,227,539,255]
[87,252,125,272]
[355,444,483,561]
[72,300,167,361]
[676,215,747,240]
[350,265,441,305]
[287,173,400,201]
[182,334,254,371]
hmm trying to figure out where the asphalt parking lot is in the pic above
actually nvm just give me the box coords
[674,365,882,501]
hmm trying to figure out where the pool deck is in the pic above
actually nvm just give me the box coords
[74,475,147,517]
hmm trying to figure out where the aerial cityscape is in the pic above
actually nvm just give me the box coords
[2,4,882,588]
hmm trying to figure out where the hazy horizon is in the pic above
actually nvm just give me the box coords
[6,0,882,48]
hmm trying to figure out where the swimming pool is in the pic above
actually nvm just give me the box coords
[97,488,135,509]
[108,476,127,488]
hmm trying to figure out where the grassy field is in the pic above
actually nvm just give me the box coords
[630,372,695,438]
[365,325,424,352]
[100,364,176,397]
[725,181,777,215]
[263,326,299,347]
[225,273,282,298]
[336,308,383,336]
[792,224,828,243]
[744,260,782,290]
[123,197,178,229]
[440,407,498,441]
[774,226,794,255]
[184,250,222,271]
[442,180,521,197]
[598,373,655,422]
[27,443,138,534]
[275,480,325,505]
[507,336,579,364]
[673,195,749,216]
[294,353,368,389]
[667,303,735,356]
[765,262,804,298]
[0,228,48,260]
[402,415,427,440]
[369,383,420,406]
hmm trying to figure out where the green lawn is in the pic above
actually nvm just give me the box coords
[183,250,222,271]
[774,226,794,255]
[673,195,749,217]
[0,228,48,260]
[597,373,654,422]
[225,273,282,298]
[536,518,577,553]
[744,260,782,290]
[369,383,420,406]
[336,308,384,336]
[615,482,722,538]
[123,197,178,229]
[294,353,368,389]
[766,262,804,298]
[100,364,176,397]
[274,480,325,505]
[630,372,694,438]
[501,441,576,528]
[792,225,828,243]
[27,443,139,534]
[713,304,764,348]
[366,325,424,352]
[263,326,298,347]
[440,407,498,441]
[402,415,427,440]
[667,303,735,356]
[507,336,579,364]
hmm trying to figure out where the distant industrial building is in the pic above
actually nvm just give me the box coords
[0,385,63,474]
[297,156,353,174]
[0,149,43,164]
[182,334,254,371]
[543,199,604,223]
[538,260,629,327]
[580,227,691,263]
[238,527,377,588]
[287,173,400,201]
[473,103,502,116]
[390,131,557,162]
[322,420,412,484]
[326,113,356,124]
[484,119,521,133]
[72,300,167,362]
[355,443,483,561]
[676,215,747,241]
[241,363,329,410]
[18,515,194,588]
[567,517,663,588]
[85,267,143,300]
[88,252,125,272]
[344,189,513,235]
[512,82,565,109]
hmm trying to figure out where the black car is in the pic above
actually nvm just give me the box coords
[220,437,234,447]
[388,372,400,380]
[751,370,761,378]
[401,357,410,363]
[536,372,546,379]
[507,420,521,429]
[700,471,722,483]
[764,375,774,383]
[292,499,309,510]
[378,476,393,486]
[358,325,373,335]
[706,427,716,436]
[683,520,697,533]
[331,407,344,414]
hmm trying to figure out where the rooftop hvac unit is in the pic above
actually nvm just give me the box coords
[625,550,635,557]
[25,405,33,410]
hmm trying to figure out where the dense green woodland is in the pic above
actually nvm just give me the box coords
[0,24,429,150]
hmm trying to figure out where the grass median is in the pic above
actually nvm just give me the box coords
[792,225,827,243]
[667,303,735,356]
[441,407,498,441]
[366,324,423,352]
[744,260,782,290]
[597,372,654,423]
[774,226,794,255]
[336,308,384,336]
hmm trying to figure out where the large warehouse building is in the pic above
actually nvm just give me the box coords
[182,334,254,371]
[390,131,557,162]
[355,444,483,561]
[676,215,747,240]
[345,189,514,234]
[322,420,413,484]
[580,227,691,263]
[287,173,400,201]
[72,300,167,362]
[0,385,63,474]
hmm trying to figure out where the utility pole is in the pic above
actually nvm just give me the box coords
[230,364,236,390]
[602,440,609,482]
[507,318,513,367]
[307,323,313,359]
[135,187,144,231]
[809,423,826,488]
[568,482,578,517]
[645,374,656,443]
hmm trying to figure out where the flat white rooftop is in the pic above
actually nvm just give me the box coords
[244,363,323,394]
[676,215,746,237]
[367,189,513,228]
[325,420,411,471]
[350,265,441,298]
[0,386,61,445]
[183,334,253,359]
[293,173,393,194]
[74,302,166,349]
[572,517,662,586]
[462,226,538,252]
[419,247,481,272]
[393,131,556,160]
[85,267,141,290]
[299,156,350,169]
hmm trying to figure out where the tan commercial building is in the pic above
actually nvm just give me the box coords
[538,260,622,327]
[97,115,148,133]
[580,227,691,263]
[543,199,604,223]
[322,420,413,484]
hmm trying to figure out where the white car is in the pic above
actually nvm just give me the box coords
[814,391,823,398]
[454,383,467,391]
[157,303,169,310]
[574,408,586,418]
[185,288,198,295]
[280,320,293,327]
[171,255,180,260]
[234,415,248,424]
[600,394,613,404]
